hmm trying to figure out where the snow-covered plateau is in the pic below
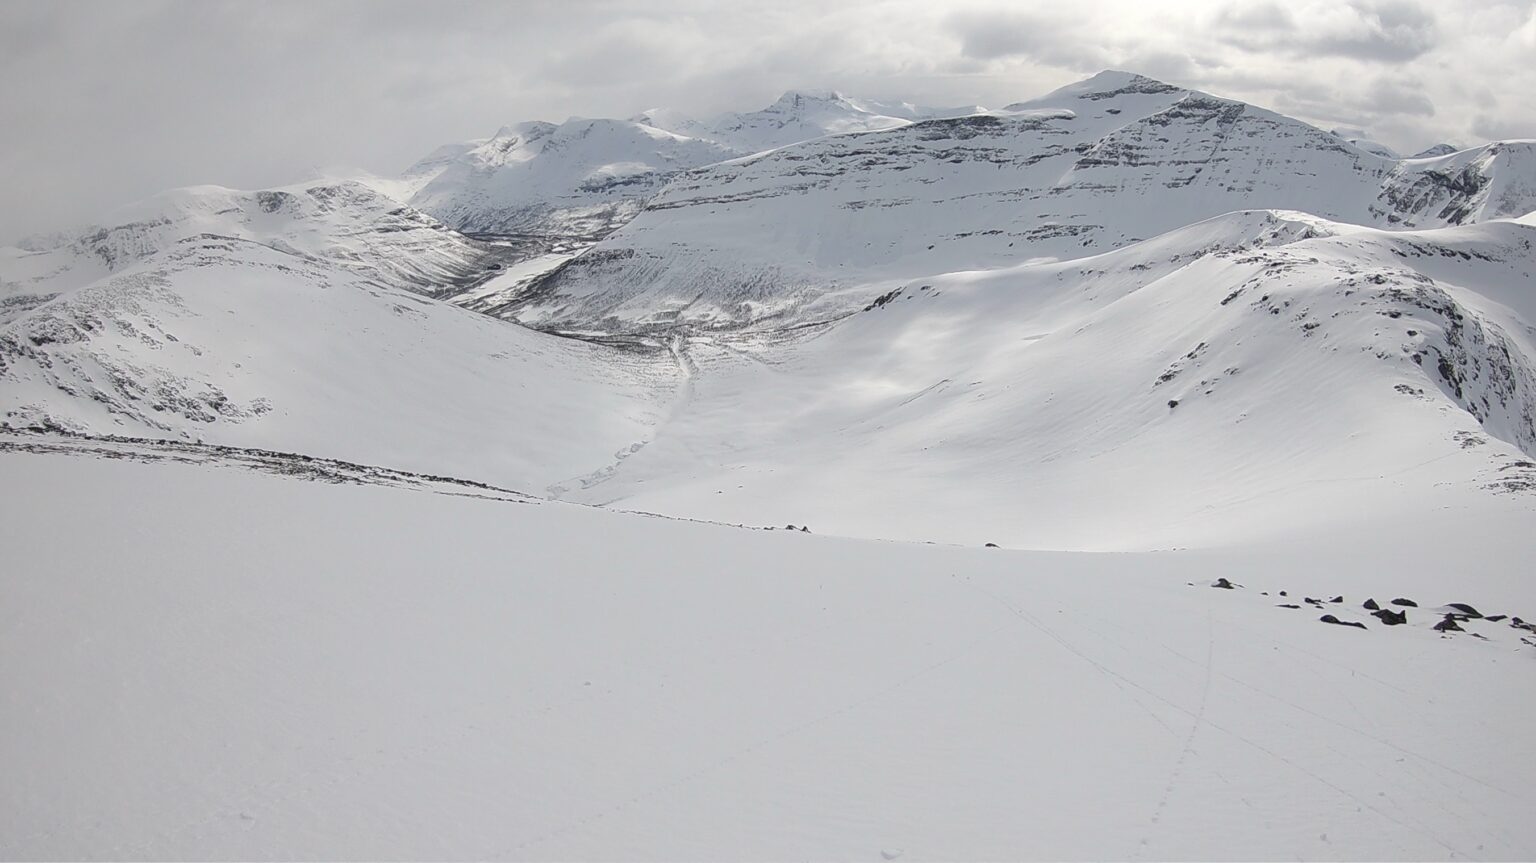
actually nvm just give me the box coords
[2,70,1535,860]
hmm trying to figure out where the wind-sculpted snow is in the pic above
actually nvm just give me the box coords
[505,74,1536,332]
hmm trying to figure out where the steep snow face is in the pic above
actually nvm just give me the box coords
[507,75,1536,332]
[542,212,1536,550]
[0,180,505,303]
[0,235,678,487]
[1376,140,1536,226]
[406,118,735,239]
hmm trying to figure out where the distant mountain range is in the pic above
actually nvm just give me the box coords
[3,70,1534,549]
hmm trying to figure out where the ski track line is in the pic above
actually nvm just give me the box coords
[545,334,696,499]
[961,582,1472,859]
[1134,609,1214,860]
[1069,594,1523,845]
[1212,642,1525,800]
[963,581,1185,739]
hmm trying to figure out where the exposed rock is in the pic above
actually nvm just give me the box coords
[1320,614,1367,630]
[1391,598,1418,607]
[1434,616,1464,633]
[1372,608,1408,626]
[1363,598,1380,610]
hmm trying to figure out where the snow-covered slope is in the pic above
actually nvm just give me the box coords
[1,180,509,303]
[532,210,1536,549]
[3,445,1534,860]
[0,234,677,486]
[506,73,1536,332]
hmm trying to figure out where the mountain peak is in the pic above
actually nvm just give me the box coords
[772,89,847,106]
[1074,70,1181,95]
[1004,70,1185,112]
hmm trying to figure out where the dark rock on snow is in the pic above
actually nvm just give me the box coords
[1320,614,1367,630]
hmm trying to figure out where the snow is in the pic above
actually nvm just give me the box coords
[2,446,1533,860]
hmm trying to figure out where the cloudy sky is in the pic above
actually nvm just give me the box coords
[2,0,1533,241]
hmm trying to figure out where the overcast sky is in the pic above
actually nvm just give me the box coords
[2,0,1533,241]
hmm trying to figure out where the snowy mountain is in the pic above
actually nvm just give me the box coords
[405,119,735,242]
[3,179,510,302]
[402,90,983,245]
[671,89,985,153]
[0,233,675,484]
[4,72,1534,539]
[501,72,1536,332]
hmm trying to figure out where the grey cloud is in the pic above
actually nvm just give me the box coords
[1308,0,1438,61]
[1219,0,1437,62]
[1365,77,1435,117]
[1472,113,1533,141]
[945,9,1110,69]
[1214,2,1297,32]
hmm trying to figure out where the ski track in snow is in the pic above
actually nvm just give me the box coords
[963,581,1477,859]
[545,334,696,499]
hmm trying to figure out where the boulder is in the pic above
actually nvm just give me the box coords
[1320,614,1367,630]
